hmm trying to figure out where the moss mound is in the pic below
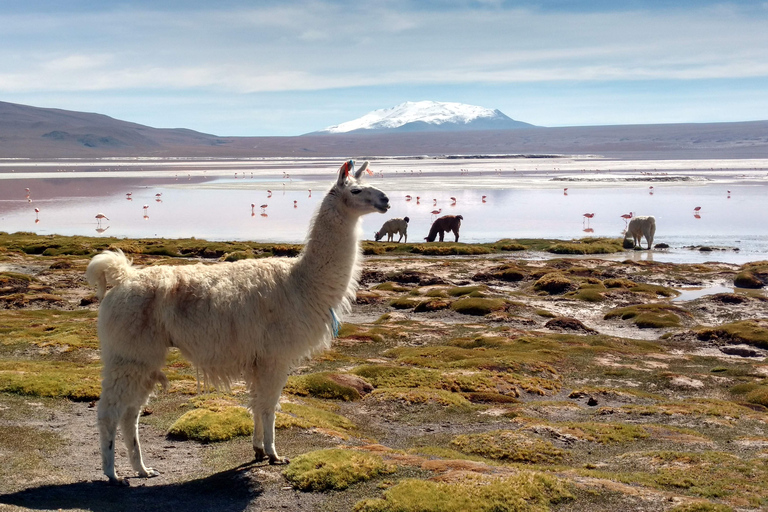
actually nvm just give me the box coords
[355,472,572,512]
[533,273,574,294]
[0,361,101,401]
[283,448,393,491]
[604,303,688,328]
[450,430,564,464]
[695,319,768,349]
[450,297,507,316]
[167,406,253,442]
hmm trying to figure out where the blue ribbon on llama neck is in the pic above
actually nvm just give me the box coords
[330,308,340,338]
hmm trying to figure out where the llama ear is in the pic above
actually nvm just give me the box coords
[337,160,353,186]
[354,161,369,179]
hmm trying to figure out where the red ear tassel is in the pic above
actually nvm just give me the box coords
[340,160,352,177]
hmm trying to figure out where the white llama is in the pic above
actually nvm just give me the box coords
[374,216,409,243]
[625,215,656,250]
[86,160,389,485]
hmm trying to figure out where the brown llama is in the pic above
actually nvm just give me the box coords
[425,215,463,242]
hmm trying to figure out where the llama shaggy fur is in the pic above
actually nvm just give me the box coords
[625,215,656,250]
[374,216,409,243]
[86,160,389,485]
[425,215,463,242]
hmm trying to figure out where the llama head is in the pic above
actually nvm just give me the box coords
[335,160,390,216]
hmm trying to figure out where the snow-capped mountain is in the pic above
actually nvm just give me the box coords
[313,101,535,134]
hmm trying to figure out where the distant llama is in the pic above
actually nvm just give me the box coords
[375,216,409,243]
[425,215,463,242]
[86,160,389,485]
[625,215,656,250]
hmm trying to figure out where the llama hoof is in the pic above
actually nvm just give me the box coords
[253,447,267,461]
[139,468,160,478]
[108,477,130,487]
[268,455,290,465]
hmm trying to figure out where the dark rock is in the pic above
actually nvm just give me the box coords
[545,316,598,334]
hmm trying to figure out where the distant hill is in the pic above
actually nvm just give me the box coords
[0,100,226,158]
[1,100,767,159]
[312,101,535,134]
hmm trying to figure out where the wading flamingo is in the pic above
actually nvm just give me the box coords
[481,195,487,203]
[405,195,412,201]
[450,197,457,206]
[95,213,109,226]
[260,204,268,214]
[267,190,272,198]
[430,208,442,219]
[621,212,633,225]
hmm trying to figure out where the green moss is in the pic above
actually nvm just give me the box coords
[604,303,688,328]
[446,285,486,297]
[279,402,356,433]
[547,238,624,255]
[374,282,412,292]
[222,250,255,261]
[695,319,768,349]
[0,361,101,400]
[354,472,572,512]
[167,406,253,442]
[367,387,472,408]
[565,288,605,302]
[450,297,506,316]
[389,297,423,310]
[0,309,99,350]
[283,448,394,492]
[533,273,574,294]
[603,278,638,288]
[450,430,564,464]
[668,503,733,512]
[285,372,365,401]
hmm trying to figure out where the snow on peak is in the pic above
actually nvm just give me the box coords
[320,101,506,134]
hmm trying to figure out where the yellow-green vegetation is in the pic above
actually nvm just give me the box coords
[604,303,689,328]
[547,237,624,255]
[367,387,472,408]
[0,360,101,400]
[695,319,768,349]
[278,402,357,435]
[450,297,507,315]
[285,372,367,401]
[0,309,98,350]
[283,448,394,492]
[354,472,573,512]
[373,282,411,292]
[614,451,768,507]
[729,382,768,407]
[167,405,253,442]
[446,285,486,297]
[450,430,564,464]
[533,272,574,294]
[668,503,734,512]
[733,261,768,289]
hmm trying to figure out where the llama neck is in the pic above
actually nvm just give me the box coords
[291,194,362,309]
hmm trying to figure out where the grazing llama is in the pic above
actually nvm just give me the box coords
[625,215,656,250]
[425,215,463,242]
[374,216,409,243]
[86,160,389,485]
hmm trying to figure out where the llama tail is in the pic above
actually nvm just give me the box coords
[85,249,134,299]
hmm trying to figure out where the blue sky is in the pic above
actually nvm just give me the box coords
[1,0,767,136]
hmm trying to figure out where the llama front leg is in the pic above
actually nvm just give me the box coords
[120,405,159,479]
[438,230,445,242]
[250,365,289,465]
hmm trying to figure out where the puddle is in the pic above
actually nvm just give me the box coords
[673,284,735,302]
[673,284,768,301]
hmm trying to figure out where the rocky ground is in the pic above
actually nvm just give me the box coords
[1,244,768,512]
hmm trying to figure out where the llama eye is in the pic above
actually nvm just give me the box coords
[350,188,362,195]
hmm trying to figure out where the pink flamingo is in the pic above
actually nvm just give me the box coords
[693,206,701,213]
[260,204,268,214]
[251,203,256,217]
[142,205,149,219]
[563,187,568,195]
[155,193,162,198]
[405,195,412,201]
[450,197,457,206]
[649,186,654,195]
[293,200,298,208]
[481,195,487,203]
[95,213,109,226]
[308,189,312,198]
[34,207,40,220]
[621,212,633,225]
[416,196,421,204]
[433,198,437,206]
[267,190,272,198]
[430,208,442,219]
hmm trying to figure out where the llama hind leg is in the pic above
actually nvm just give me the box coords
[120,405,159,478]
[98,363,161,485]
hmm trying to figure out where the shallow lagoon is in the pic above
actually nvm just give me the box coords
[1,156,768,264]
